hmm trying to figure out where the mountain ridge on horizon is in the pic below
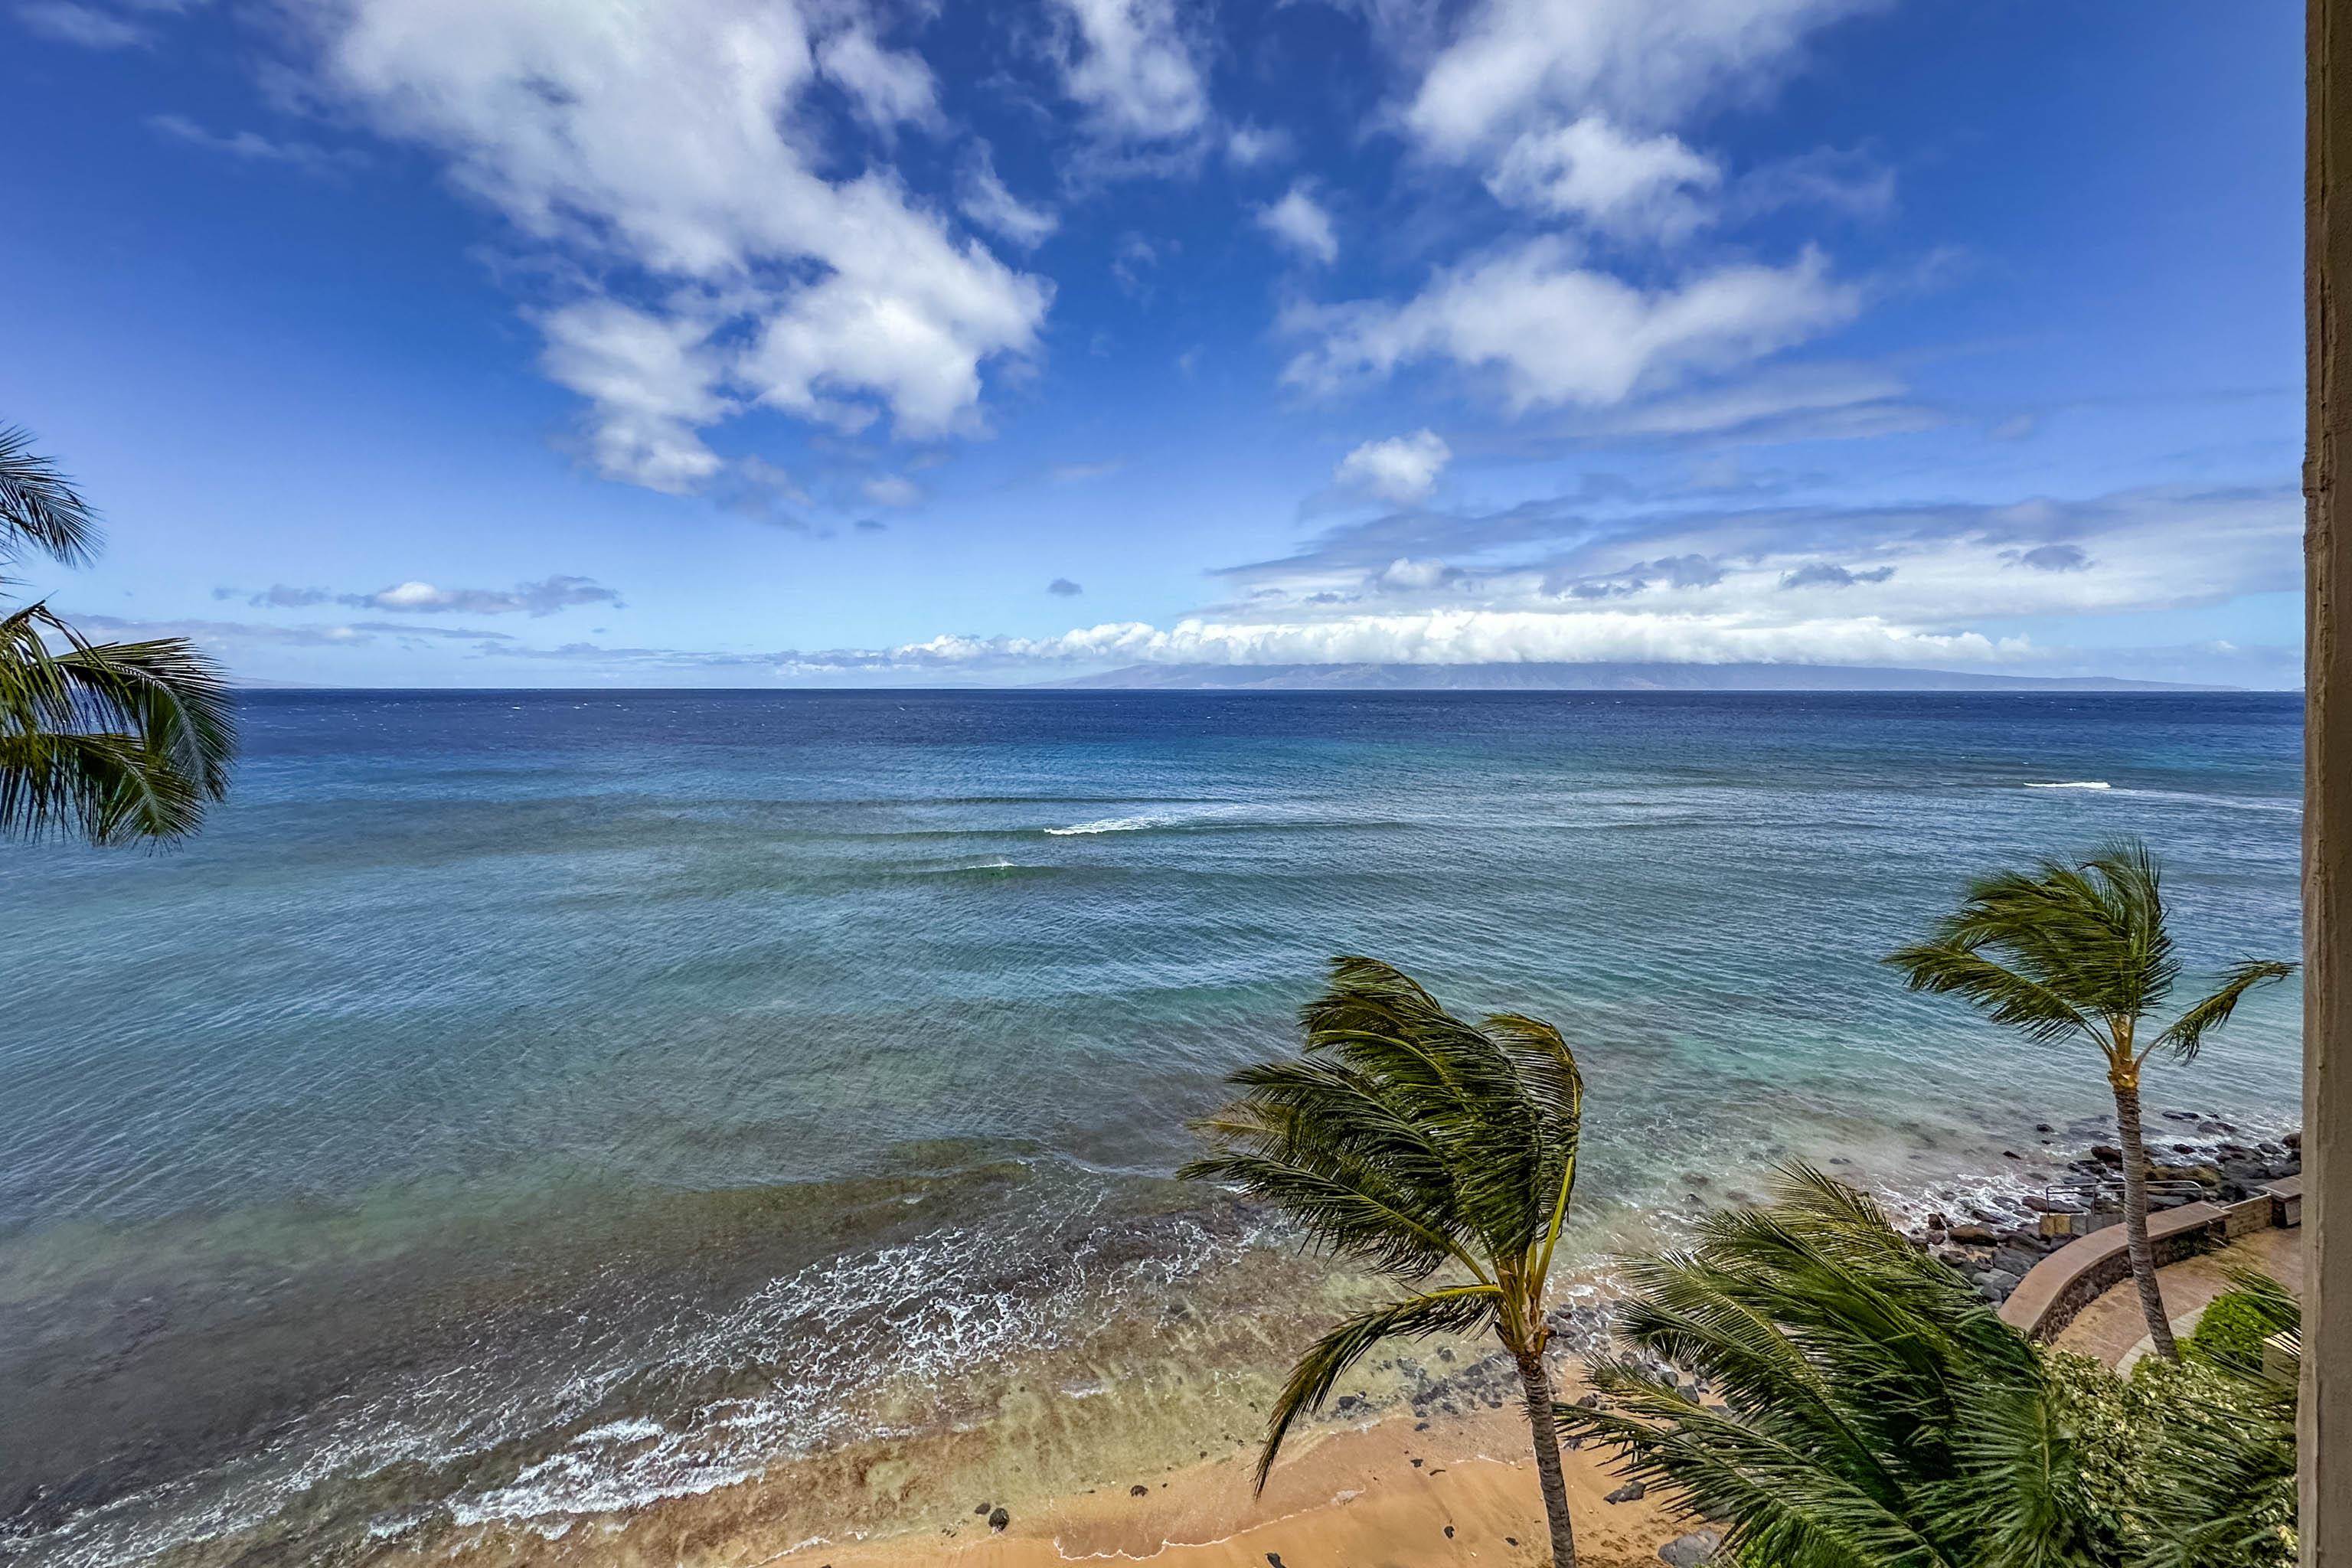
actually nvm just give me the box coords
[1041,662,2236,694]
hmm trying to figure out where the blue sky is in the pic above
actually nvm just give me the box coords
[1,0,2302,687]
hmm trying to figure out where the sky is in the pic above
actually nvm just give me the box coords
[0,0,2305,688]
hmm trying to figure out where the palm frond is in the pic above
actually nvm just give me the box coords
[1563,1166,2102,1568]
[1882,941,2096,1045]
[0,426,100,567]
[1254,1285,1499,1491]
[2152,959,2297,1062]
[1886,840,2193,1046]
[0,603,235,844]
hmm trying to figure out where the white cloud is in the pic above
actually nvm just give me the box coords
[1285,238,1858,410]
[305,0,1048,485]
[1404,0,1879,156]
[792,609,2030,673]
[1047,0,1210,144]
[537,299,730,493]
[958,149,1059,249]
[16,0,145,47]
[1485,115,1720,240]
[1335,430,1452,504]
[349,576,622,616]
[1256,183,1338,265]
[815,25,939,131]
[147,113,365,175]
[1225,122,1292,168]
[861,474,923,507]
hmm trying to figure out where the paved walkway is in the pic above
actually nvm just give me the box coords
[2050,1227,2303,1367]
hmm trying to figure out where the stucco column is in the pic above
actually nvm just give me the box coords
[2306,1,2350,1562]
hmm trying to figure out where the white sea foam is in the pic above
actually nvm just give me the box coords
[1044,804,1250,835]
[2023,780,2111,790]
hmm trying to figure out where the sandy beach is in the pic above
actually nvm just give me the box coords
[773,1403,1692,1568]
[402,1375,1692,1568]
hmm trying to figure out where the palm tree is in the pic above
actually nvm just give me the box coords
[1560,1165,2297,1568]
[1563,1164,2106,1568]
[1181,956,1588,1566]
[2,425,234,845]
[1884,841,2292,1361]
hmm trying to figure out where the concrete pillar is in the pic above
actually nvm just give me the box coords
[2307,2,2351,1561]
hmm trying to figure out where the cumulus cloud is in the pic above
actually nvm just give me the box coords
[958,149,1059,249]
[341,576,623,616]
[1256,184,1338,264]
[1485,116,1719,240]
[1047,0,1210,145]
[537,299,730,493]
[746,609,2028,675]
[815,24,939,131]
[1403,0,1880,157]
[1334,430,1452,504]
[299,0,1048,491]
[1285,239,1859,410]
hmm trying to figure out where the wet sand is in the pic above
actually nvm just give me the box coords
[779,1404,1691,1568]
[403,1367,1693,1568]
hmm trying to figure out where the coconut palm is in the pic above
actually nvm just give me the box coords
[1883,841,2292,1361]
[2,425,234,846]
[1560,1165,2297,1568]
[1563,1164,2105,1568]
[1181,956,1588,1566]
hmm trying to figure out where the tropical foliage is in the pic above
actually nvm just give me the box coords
[1182,956,1589,1566]
[2,426,234,845]
[1883,841,2293,1359]
[1560,1166,2297,1568]
[2181,1269,2301,1379]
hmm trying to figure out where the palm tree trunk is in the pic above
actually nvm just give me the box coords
[2111,1076,2179,1361]
[1512,1346,1579,1568]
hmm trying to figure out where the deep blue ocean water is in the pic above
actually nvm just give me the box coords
[0,690,2304,1564]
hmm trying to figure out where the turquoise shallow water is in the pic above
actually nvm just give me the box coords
[0,690,2303,1563]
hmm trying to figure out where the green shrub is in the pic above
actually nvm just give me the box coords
[2185,1271,2301,1377]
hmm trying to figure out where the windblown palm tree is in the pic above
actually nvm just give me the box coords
[1181,956,1588,1566]
[1564,1164,2105,1568]
[2,426,234,845]
[1884,841,2292,1361]
[1560,1165,2296,1568]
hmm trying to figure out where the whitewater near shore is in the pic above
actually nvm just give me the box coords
[384,1376,1694,1568]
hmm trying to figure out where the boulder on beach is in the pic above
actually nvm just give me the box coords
[1660,1528,1726,1566]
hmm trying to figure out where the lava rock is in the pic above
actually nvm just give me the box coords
[1659,1529,1726,1567]
[1131,1485,1149,1498]
[1607,1481,1648,1504]
[988,1507,1010,1533]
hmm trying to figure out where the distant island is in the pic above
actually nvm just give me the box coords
[1044,662,2229,693]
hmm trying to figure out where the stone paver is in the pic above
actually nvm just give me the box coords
[2050,1228,2303,1367]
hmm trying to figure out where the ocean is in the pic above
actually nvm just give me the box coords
[0,689,2304,1566]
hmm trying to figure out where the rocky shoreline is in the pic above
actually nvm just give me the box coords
[1901,1115,2304,1307]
